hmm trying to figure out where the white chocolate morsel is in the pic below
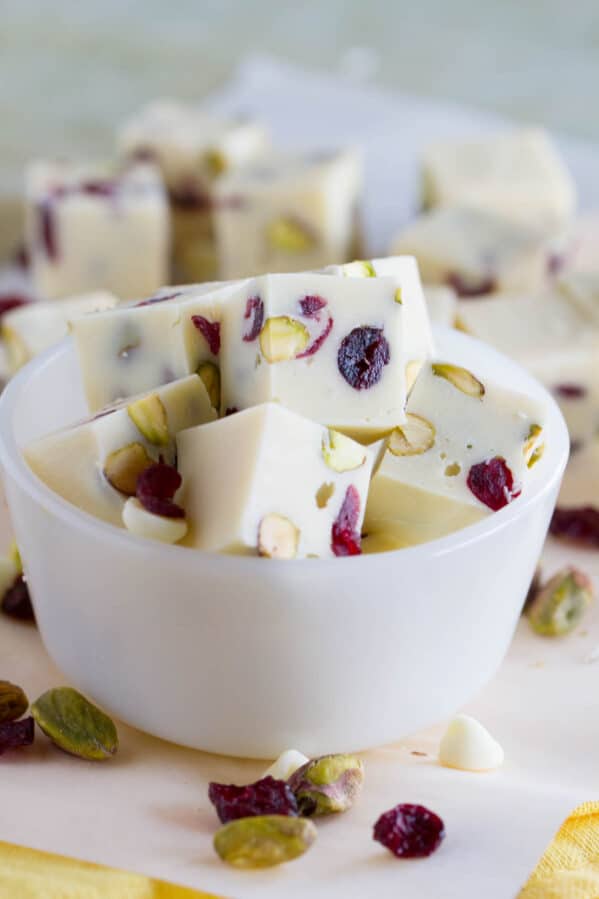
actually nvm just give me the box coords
[177,403,377,558]
[122,497,188,544]
[263,750,310,781]
[364,362,546,544]
[2,291,118,373]
[213,150,361,280]
[25,161,170,301]
[391,206,550,296]
[438,715,504,772]
[25,375,215,527]
[219,272,406,438]
[421,128,576,237]
[71,281,240,413]
[423,285,458,328]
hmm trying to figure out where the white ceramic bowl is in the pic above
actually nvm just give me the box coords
[0,327,568,759]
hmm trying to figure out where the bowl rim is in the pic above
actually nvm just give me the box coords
[0,327,570,570]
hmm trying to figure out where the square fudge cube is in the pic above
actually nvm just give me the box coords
[25,160,169,301]
[364,361,546,546]
[177,402,377,558]
[421,128,576,236]
[213,150,361,279]
[25,375,215,527]
[218,272,406,438]
[118,101,269,282]
[2,290,118,373]
[391,206,550,297]
[71,280,239,412]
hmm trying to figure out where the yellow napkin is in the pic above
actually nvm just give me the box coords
[0,840,224,899]
[519,802,599,899]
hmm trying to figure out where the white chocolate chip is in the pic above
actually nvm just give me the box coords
[263,749,310,781]
[438,714,504,772]
[122,498,188,544]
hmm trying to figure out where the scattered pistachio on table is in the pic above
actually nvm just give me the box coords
[288,753,364,816]
[31,687,119,761]
[0,680,29,724]
[526,566,593,636]
[213,814,317,869]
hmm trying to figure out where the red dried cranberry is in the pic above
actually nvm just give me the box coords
[467,457,521,511]
[12,244,30,269]
[373,803,445,858]
[191,316,220,355]
[0,716,34,755]
[80,180,117,198]
[299,295,327,319]
[550,506,599,547]
[547,253,565,276]
[136,463,185,518]
[1,576,35,622]
[332,485,362,557]
[132,147,156,163]
[38,201,58,261]
[208,776,299,824]
[169,183,212,211]
[337,326,390,390]
[242,296,264,342]
[136,292,182,307]
[225,407,239,416]
[0,294,30,319]
[297,314,334,359]
[554,383,587,399]
[446,273,496,298]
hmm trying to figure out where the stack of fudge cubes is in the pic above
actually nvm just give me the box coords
[389,127,599,526]
[26,258,546,558]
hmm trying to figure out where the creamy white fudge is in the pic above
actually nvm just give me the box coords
[213,150,361,279]
[568,214,599,273]
[218,272,406,437]
[178,402,376,558]
[118,101,269,282]
[364,361,546,547]
[2,291,118,373]
[391,206,550,296]
[423,285,458,327]
[421,128,576,236]
[25,375,215,526]
[25,161,169,300]
[71,281,239,412]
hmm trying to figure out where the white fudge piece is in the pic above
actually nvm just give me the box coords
[364,361,546,546]
[25,375,215,527]
[25,160,169,300]
[178,403,376,558]
[557,439,599,509]
[71,281,240,412]
[213,150,361,279]
[391,206,550,296]
[218,272,406,437]
[2,291,118,373]
[568,214,599,273]
[423,285,458,327]
[421,128,576,236]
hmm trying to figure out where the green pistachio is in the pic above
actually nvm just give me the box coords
[214,815,317,868]
[0,680,29,723]
[31,687,118,761]
[527,567,593,636]
[288,753,364,816]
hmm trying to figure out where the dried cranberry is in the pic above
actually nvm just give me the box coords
[208,776,299,824]
[332,485,362,557]
[169,183,212,211]
[299,295,327,319]
[0,716,34,755]
[132,147,156,163]
[38,201,58,261]
[225,407,238,416]
[136,291,182,307]
[12,244,30,269]
[191,316,220,355]
[1,576,35,622]
[467,457,521,511]
[547,253,565,276]
[373,803,445,858]
[0,294,30,319]
[80,180,117,198]
[297,314,334,359]
[550,506,599,547]
[337,326,390,390]
[554,383,587,399]
[136,463,185,518]
[446,273,496,298]
[242,296,264,342]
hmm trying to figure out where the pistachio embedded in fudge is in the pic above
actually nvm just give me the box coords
[212,150,361,280]
[24,375,215,527]
[390,206,550,297]
[364,361,546,547]
[177,403,376,558]
[25,161,170,301]
[218,272,407,439]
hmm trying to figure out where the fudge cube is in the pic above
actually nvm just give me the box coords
[390,206,550,296]
[118,101,269,282]
[218,272,406,437]
[177,402,376,558]
[423,285,458,327]
[322,256,434,382]
[364,361,546,547]
[25,160,169,300]
[71,280,238,412]
[2,290,118,373]
[25,375,215,527]
[421,128,576,236]
[213,150,361,279]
